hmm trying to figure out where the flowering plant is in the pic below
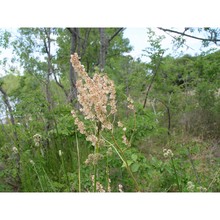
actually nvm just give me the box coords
[70,53,140,192]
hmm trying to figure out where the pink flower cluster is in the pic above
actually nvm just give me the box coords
[70,53,117,132]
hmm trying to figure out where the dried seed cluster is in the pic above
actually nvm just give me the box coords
[71,53,116,132]
[85,153,104,165]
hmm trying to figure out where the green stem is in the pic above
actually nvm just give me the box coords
[75,132,81,192]
[104,134,141,192]
[93,143,99,192]
[128,110,137,146]
[93,123,101,192]
[171,157,181,192]
[93,163,97,192]
[61,154,71,191]
[42,167,56,192]
[106,157,110,192]
[33,164,44,192]
[207,168,220,191]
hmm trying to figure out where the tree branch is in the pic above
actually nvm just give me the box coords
[158,27,220,42]
[108,28,125,43]
[143,52,164,108]
[81,28,91,57]
[52,67,69,98]
[67,28,85,42]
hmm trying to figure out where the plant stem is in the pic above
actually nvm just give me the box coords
[171,157,181,192]
[75,132,81,192]
[42,167,56,192]
[93,141,99,192]
[128,111,137,147]
[32,164,44,192]
[93,163,97,192]
[105,135,141,192]
[93,123,101,192]
[106,157,110,192]
[207,168,220,191]
[61,154,71,191]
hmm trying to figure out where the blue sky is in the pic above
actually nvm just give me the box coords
[123,28,219,61]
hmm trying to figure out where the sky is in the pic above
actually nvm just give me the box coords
[123,28,219,62]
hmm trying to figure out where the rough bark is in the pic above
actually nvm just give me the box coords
[99,28,107,72]
[99,28,124,72]
[42,28,57,149]
[67,28,78,106]
[81,28,91,58]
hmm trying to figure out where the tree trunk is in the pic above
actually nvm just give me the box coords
[42,28,55,148]
[99,28,107,72]
[99,28,124,72]
[68,28,78,106]
[0,85,21,190]
[0,86,19,145]
[43,28,53,112]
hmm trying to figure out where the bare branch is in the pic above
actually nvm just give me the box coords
[108,28,125,43]
[158,27,220,43]
[67,28,86,42]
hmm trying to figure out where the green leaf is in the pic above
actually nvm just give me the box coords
[121,160,133,168]
[131,163,140,172]
[131,154,138,161]
[127,160,133,166]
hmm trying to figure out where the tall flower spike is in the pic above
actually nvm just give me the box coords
[70,53,117,131]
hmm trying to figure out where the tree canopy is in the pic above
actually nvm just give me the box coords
[0,27,220,193]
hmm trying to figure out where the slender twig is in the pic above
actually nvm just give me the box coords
[158,28,195,51]
[158,27,220,43]
[108,28,125,43]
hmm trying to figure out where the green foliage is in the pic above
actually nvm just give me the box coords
[1,28,220,192]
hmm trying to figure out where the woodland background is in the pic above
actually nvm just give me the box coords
[0,27,220,192]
